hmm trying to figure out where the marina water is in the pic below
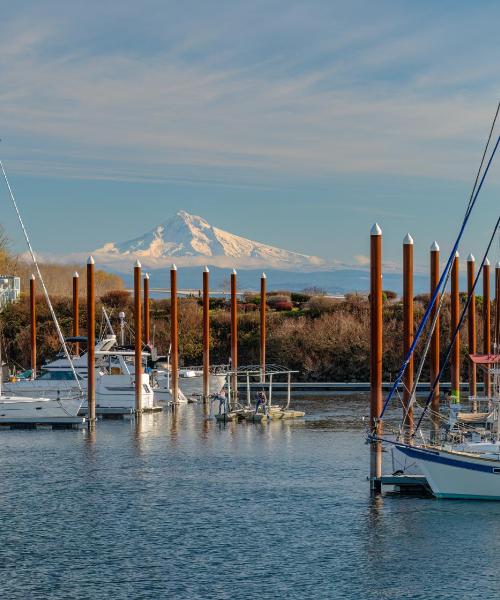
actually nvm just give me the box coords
[1,394,498,599]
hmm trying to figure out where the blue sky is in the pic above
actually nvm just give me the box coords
[0,0,499,271]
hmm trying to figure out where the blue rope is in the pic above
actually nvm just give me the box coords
[379,135,500,420]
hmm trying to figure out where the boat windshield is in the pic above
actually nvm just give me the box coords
[37,370,83,381]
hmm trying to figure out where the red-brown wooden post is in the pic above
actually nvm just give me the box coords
[430,241,440,438]
[260,273,267,382]
[467,255,477,403]
[29,274,36,377]
[370,223,382,492]
[87,257,96,428]
[230,269,238,408]
[171,264,179,404]
[134,260,143,413]
[403,234,414,439]
[483,258,491,397]
[143,273,150,346]
[203,266,210,403]
[72,272,79,356]
[450,252,460,402]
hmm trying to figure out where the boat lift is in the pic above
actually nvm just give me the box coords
[209,364,305,422]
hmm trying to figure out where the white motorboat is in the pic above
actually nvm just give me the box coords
[153,368,225,402]
[0,395,83,423]
[5,337,155,411]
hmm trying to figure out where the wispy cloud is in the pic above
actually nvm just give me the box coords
[1,2,500,187]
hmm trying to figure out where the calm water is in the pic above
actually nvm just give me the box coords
[1,394,499,599]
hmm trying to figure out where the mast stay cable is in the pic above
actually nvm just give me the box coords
[379,134,500,420]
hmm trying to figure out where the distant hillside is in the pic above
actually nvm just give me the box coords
[118,266,432,296]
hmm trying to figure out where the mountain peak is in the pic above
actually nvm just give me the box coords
[95,210,324,270]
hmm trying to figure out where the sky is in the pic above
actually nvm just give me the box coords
[0,0,500,272]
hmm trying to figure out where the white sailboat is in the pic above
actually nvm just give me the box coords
[394,354,500,499]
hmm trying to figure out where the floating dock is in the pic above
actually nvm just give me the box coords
[79,406,163,419]
[374,474,432,495]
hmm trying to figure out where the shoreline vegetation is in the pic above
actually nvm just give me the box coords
[1,285,495,382]
[0,231,496,381]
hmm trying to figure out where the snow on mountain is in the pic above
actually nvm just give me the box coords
[95,210,325,270]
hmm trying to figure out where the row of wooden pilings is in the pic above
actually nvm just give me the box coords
[28,259,269,429]
[370,223,500,491]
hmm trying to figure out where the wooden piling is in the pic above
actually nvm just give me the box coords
[496,262,500,354]
[202,266,210,403]
[171,264,179,404]
[430,242,440,437]
[72,272,79,356]
[143,273,150,346]
[370,223,382,492]
[29,274,36,377]
[134,260,143,413]
[483,258,491,397]
[231,269,238,408]
[450,252,460,401]
[467,255,477,401]
[402,234,414,439]
[87,257,96,428]
[260,273,267,382]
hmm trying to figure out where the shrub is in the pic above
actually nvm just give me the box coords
[101,289,132,309]
[383,290,398,300]
[291,292,312,303]
[272,301,293,311]
[267,294,290,308]
[306,296,337,316]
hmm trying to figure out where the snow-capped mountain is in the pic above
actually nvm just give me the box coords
[95,210,324,270]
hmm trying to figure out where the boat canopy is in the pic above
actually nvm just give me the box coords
[469,354,500,364]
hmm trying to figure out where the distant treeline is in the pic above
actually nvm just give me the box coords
[1,287,497,383]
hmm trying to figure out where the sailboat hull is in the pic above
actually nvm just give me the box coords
[397,444,500,500]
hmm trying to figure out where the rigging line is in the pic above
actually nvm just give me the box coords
[466,101,500,212]
[397,104,500,414]
[413,215,500,434]
[380,135,500,419]
[0,161,83,394]
[495,252,500,352]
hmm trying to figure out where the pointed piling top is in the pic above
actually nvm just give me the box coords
[370,223,382,236]
[134,259,141,269]
[485,257,490,267]
[73,271,79,278]
[171,263,177,271]
[496,261,500,269]
[454,251,459,259]
[430,241,439,252]
[232,268,237,275]
[403,233,413,245]
[204,265,209,273]
[30,273,35,280]
[87,256,95,265]
[144,272,149,280]
[261,272,266,279]
[467,253,475,262]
